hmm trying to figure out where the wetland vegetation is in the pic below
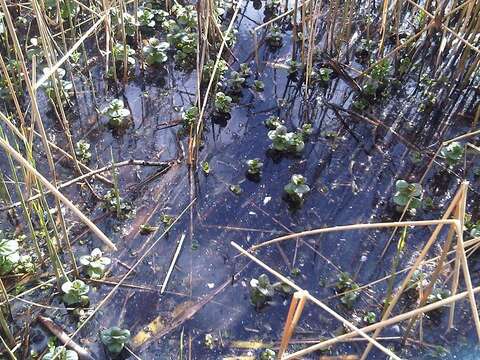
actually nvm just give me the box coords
[0,0,480,359]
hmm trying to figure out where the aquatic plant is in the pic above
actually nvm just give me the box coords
[41,67,73,103]
[239,63,252,78]
[393,180,422,211]
[266,25,283,49]
[214,92,233,114]
[102,99,130,128]
[143,38,169,66]
[75,140,91,164]
[182,106,199,130]
[246,158,263,178]
[100,327,131,356]
[260,349,276,360]
[440,142,463,166]
[268,125,305,153]
[284,174,310,204]
[250,274,274,308]
[313,67,333,85]
[160,214,174,227]
[137,7,155,28]
[202,59,228,84]
[102,189,133,218]
[426,288,451,305]
[43,346,78,360]
[0,234,20,275]
[79,248,111,279]
[252,80,265,92]
[287,60,302,76]
[201,161,211,175]
[204,333,215,350]
[300,123,313,137]
[140,224,159,235]
[265,115,283,129]
[363,311,377,324]
[229,184,242,195]
[62,280,90,306]
[227,71,246,92]
[110,43,136,77]
[336,272,359,309]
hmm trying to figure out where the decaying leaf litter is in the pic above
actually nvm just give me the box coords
[1,0,480,359]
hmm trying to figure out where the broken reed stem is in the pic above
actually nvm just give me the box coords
[359,185,464,360]
[161,233,186,294]
[278,291,308,359]
[231,241,401,360]
[252,219,460,250]
[284,283,480,359]
[0,138,117,250]
[1,159,172,211]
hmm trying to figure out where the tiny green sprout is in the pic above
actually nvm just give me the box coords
[260,349,276,360]
[100,327,131,356]
[287,60,302,76]
[140,224,159,235]
[393,180,423,212]
[252,80,265,92]
[426,288,451,305]
[227,71,246,92]
[470,224,480,238]
[160,214,174,227]
[265,0,281,12]
[182,106,198,130]
[363,311,377,324]
[266,25,283,49]
[239,63,252,78]
[202,59,228,84]
[137,7,155,28]
[204,333,215,350]
[41,67,73,102]
[201,161,211,175]
[75,140,91,164]
[301,123,313,137]
[440,141,464,166]
[246,158,263,178]
[79,248,111,279]
[62,279,89,306]
[409,151,422,164]
[229,184,242,195]
[284,174,310,204]
[291,267,301,277]
[214,92,233,114]
[317,67,333,83]
[250,274,274,309]
[102,189,132,218]
[102,99,130,128]
[43,346,78,360]
[336,272,359,309]
[268,125,305,153]
[143,38,170,66]
[0,234,20,275]
[265,115,283,129]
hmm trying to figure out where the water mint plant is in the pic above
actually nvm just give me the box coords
[268,125,305,153]
[214,92,232,115]
[75,140,91,164]
[0,234,20,275]
[284,174,310,204]
[79,248,111,279]
[100,327,131,357]
[62,280,90,306]
[440,141,463,166]
[143,38,169,66]
[102,99,130,128]
[43,346,78,360]
[393,180,423,212]
[246,158,263,179]
[250,274,274,309]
